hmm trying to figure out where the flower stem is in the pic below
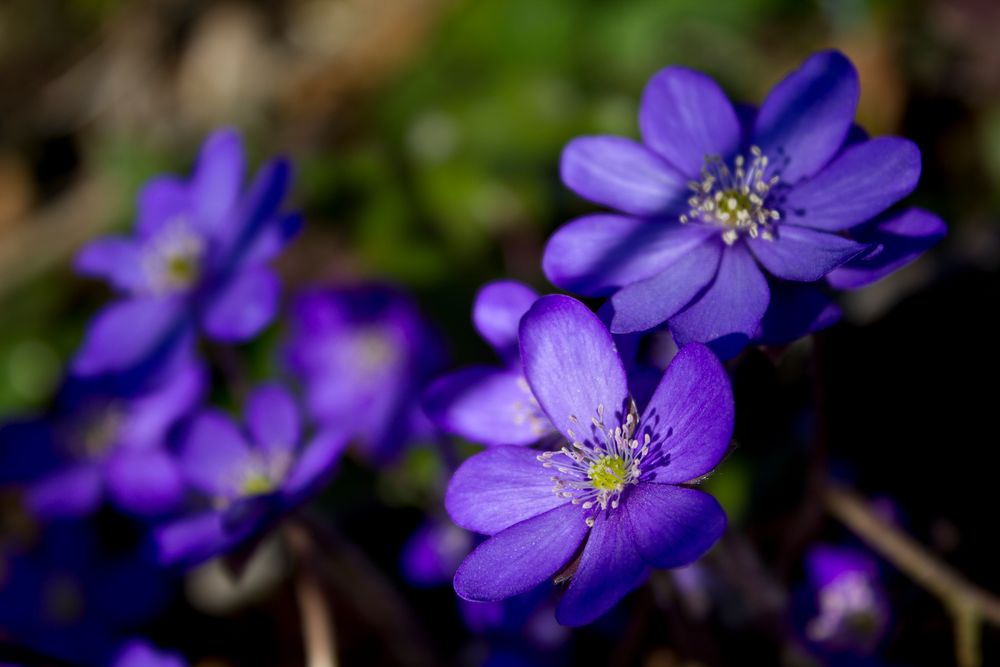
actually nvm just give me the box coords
[286,523,339,667]
[825,483,1000,667]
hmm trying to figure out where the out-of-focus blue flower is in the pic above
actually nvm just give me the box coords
[423,280,551,447]
[0,521,173,666]
[446,296,732,625]
[284,284,445,463]
[73,129,301,378]
[154,383,348,569]
[401,517,474,588]
[112,639,187,667]
[800,545,890,657]
[0,362,204,518]
[544,50,944,357]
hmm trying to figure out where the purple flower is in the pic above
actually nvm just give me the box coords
[445,295,732,625]
[423,280,553,447]
[0,363,203,518]
[802,545,890,656]
[154,383,348,569]
[544,51,943,355]
[401,517,474,587]
[73,129,301,378]
[284,284,445,463]
[112,640,187,667]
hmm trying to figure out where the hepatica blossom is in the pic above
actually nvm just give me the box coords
[446,295,732,625]
[284,284,445,463]
[154,383,347,568]
[74,129,301,377]
[545,50,944,354]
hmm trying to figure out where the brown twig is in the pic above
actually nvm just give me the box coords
[285,523,339,667]
[825,483,1000,667]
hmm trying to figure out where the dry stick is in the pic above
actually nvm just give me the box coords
[825,484,1000,667]
[286,523,339,667]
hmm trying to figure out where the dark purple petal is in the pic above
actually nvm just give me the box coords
[245,383,301,457]
[200,267,279,341]
[445,446,569,535]
[639,66,742,177]
[192,129,245,228]
[178,410,252,498]
[240,212,304,265]
[544,215,716,297]
[137,177,189,239]
[27,464,103,517]
[604,236,721,333]
[561,137,689,216]
[423,367,550,447]
[623,482,725,568]
[519,295,628,439]
[154,511,233,568]
[104,448,184,516]
[281,427,349,504]
[807,545,879,589]
[669,243,769,349]
[112,640,187,667]
[827,208,946,289]
[75,237,145,293]
[638,344,733,483]
[555,508,646,626]
[783,137,921,232]
[72,296,186,377]
[119,362,206,450]
[749,225,867,281]
[217,158,293,266]
[753,51,859,184]
[754,280,841,346]
[472,280,539,364]
[454,503,589,602]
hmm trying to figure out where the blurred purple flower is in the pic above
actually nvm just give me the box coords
[401,517,474,588]
[154,383,348,569]
[284,284,445,463]
[423,280,552,447]
[544,50,943,356]
[0,363,204,518]
[112,640,187,667]
[446,296,732,625]
[802,545,890,656]
[73,129,301,378]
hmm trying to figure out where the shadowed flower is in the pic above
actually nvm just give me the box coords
[0,363,204,518]
[401,517,474,588]
[73,129,301,378]
[544,50,943,356]
[112,640,187,667]
[154,383,348,569]
[446,295,732,625]
[284,284,445,464]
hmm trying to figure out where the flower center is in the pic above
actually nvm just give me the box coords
[680,146,781,245]
[240,471,277,497]
[537,402,649,526]
[143,218,206,295]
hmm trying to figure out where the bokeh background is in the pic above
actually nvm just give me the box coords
[1,0,998,665]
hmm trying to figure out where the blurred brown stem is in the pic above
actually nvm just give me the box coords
[825,483,1000,667]
[286,523,339,667]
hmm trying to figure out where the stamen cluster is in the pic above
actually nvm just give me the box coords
[142,219,207,294]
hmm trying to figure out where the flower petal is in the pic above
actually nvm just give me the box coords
[245,383,301,458]
[75,237,145,293]
[638,344,733,484]
[519,295,629,440]
[472,280,539,364]
[178,410,252,498]
[639,66,742,177]
[192,129,245,228]
[281,427,349,504]
[137,177,189,239]
[560,137,689,216]
[749,225,867,281]
[104,447,184,516]
[604,236,721,334]
[782,137,921,232]
[753,280,841,346]
[826,208,946,290]
[445,446,569,536]
[454,503,589,602]
[27,464,103,518]
[241,212,304,265]
[622,483,726,568]
[555,508,646,626]
[200,266,280,341]
[544,215,716,297]
[154,511,233,568]
[669,243,769,352]
[217,159,293,266]
[753,51,859,184]
[423,367,551,447]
